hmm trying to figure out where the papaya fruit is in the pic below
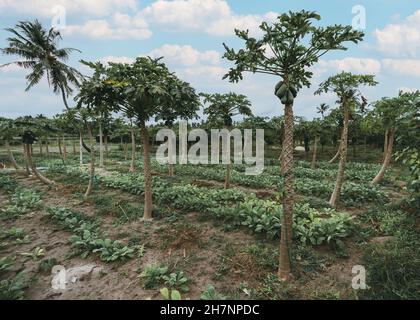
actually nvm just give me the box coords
[289,85,298,98]
[276,84,288,99]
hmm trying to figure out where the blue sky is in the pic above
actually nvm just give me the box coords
[1,0,419,121]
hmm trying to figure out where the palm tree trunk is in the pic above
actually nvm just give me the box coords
[139,120,153,220]
[85,124,96,197]
[311,136,319,169]
[99,121,104,168]
[130,128,136,173]
[329,105,350,208]
[278,103,294,281]
[46,140,49,155]
[5,140,19,169]
[39,141,43,155]
[25,144,55,185]
[373,129,395,184]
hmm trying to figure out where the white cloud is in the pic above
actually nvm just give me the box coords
[141,0,277,36]
[382,59,420,77]
[99,56,135,65]
[63,13,152,40]
[374,9,420,57]
[318,58,381,75]
[148,44,220,66]
[0,0,137,17]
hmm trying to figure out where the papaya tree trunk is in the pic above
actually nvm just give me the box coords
[99,121,104,168]
[278,103,294,281]
[311,136,319,169]
[124,142,128,161]
[46,140,49,155]
[139,120,153,220]
[23,144,30,176]
[224,164,232,189]
[58,137,63,158]
[72,140,76,155]
[130,128,136,173]
[79,132,83,166]
[39,141,43,155]
[62,137,67,162]
[383,128,389,162]
[85,124,96,197]
[373,129,395,184]
[329,104,350,208]
[224,126,232,189]
[104,135,109,158]
[25,144,55,185]
[168,163,174,177]
[5,140,19,169]
[329,129,343,163]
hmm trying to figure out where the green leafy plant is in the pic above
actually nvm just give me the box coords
[20,247,45,260]
[139,264,169,290]
[162,270,189,293]
[200,284,227,300]
[160,287,182,300]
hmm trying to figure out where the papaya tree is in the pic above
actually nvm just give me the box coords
[201,92,253,188]
[0,118,20,169]
[14,116,55,185]
[75,61,120,196]
[107,57,200,220]
[395,93,420,207]
[315,72,377,207]
[309,118,322,169]
[223,10,364,280]
[371,93,413,184]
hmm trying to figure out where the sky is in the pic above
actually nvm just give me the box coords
[0,0,419,121]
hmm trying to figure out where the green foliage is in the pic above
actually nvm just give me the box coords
[361,234,419,299]
[201,92,252,127]
[38,258,58,273]
[0,256,14,274]
[1,185,43,219]
[160,287,182,300]
[20,247,45,260]
[162,271,190,293]
[139,264,169,290]
[223,10,364,102]
[0,272,30,300]
[200,284,227,300]
[46,206,139,262]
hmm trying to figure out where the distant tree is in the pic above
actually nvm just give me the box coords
[316,72,377,207]
[201,92,253,188]
[372,92,413,184]
[0,118,20,169]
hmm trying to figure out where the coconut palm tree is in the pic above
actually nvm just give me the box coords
[1,20,83,108]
